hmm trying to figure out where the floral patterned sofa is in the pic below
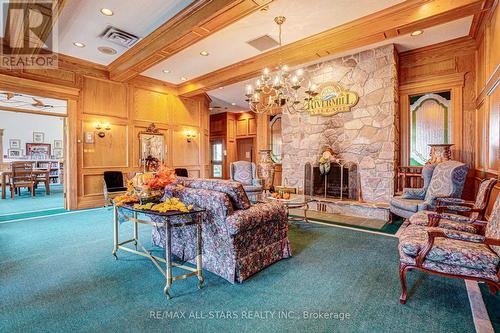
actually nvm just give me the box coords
[151,178,291,283]
[397,191,500,304]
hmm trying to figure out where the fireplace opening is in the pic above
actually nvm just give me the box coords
[304,162,358,200]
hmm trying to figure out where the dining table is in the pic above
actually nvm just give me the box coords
[1,169,51,199]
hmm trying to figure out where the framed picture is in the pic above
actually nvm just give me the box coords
[139,123,164,171]
[9,139,21,149]
[53,148,63,159]
[33,132,45,143]
[8,149,22,158]
[26,143,51,159]
[54,140,63,149]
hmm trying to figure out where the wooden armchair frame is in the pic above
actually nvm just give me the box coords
[435,179,498,220]
[399,221,500,304]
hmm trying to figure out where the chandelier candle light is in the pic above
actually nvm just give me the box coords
[245,16,318,114]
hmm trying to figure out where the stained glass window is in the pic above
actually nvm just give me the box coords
[409,91,451,166]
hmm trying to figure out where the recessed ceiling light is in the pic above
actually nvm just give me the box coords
[209,107,213,110]
[200,51,209,56]
[162,69,170,73]
[100,8,114,16]
[97,46,117,55]
[218,87,223,90]
[180,77,187,81]
[73,42,85,48]
[231,103,236,106]
[410,30,423,36]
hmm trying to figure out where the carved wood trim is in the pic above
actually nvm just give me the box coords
[177,0,486,96]
[108,0,273,82]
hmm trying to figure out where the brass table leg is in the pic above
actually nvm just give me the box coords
[112,205,118,260]
[196,213,204,289]
[133,211,138,249]
[163,221,172,299]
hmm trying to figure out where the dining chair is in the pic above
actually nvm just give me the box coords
[10,161,36,199]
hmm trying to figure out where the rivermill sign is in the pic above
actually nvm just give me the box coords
[303,82,359,116]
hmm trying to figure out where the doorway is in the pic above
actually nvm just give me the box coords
[210,139,224,178]
[236,138,255,163]
[0,92,67,218]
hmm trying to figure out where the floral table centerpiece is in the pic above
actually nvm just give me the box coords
[131,165,177,203]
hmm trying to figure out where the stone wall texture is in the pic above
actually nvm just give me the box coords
[282,44,398,203]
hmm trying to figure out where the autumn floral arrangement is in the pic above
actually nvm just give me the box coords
[114,165,191,212]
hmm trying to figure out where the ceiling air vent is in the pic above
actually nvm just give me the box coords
[246,34,279,52]
[100,26,139,48]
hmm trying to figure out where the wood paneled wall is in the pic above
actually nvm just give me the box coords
[474,1,500,215]
[399,37,478,199]
[0,55,210,209]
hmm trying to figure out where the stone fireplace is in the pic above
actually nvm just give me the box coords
[282,44,398,203]
[304,162,359,200]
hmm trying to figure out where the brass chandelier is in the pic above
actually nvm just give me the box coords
[244,16,318,114]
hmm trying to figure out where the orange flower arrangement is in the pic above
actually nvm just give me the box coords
[144,165,177,190]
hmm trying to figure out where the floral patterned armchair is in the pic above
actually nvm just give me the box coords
[151,178,291,283]
[390,161,468,219]
[408,178,498,232]
[230,161,263,196]
[397,192,500,304]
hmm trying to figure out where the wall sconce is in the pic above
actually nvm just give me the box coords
[185,129,197,143]
[95,122,111,138]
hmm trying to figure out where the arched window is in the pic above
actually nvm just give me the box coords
[409,92,451,165]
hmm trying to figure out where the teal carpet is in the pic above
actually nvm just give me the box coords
[480,283,500,332]
[0,208,494,332]
[0,185,64,217]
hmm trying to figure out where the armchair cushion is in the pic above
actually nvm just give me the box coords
[401,188,426,200]
[231,161,254,185]
[399,225,498,273]
[242,185,263,193]
[485,194,500,256]
[390,196,425,213]
[225,201,286,235]
[409,211,478,234]
[424,160,468,208]
[399,248,499,282]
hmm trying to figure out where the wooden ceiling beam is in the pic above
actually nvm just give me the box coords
[177,0,487,97]
[108,0,273,82]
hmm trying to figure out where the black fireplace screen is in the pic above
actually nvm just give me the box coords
[304,162,358,200]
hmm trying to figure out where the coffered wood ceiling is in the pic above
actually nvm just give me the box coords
[176,0,490,97]
[143,0,404,84]
[108,0,274,82]
[208,16,474,110]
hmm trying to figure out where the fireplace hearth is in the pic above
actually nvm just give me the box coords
[304,162,359,200]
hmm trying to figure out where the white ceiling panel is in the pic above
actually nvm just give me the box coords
[56,0,193,65]
[143,0,405,84]
[208,16,474,109]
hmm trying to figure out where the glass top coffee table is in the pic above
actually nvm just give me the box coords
[250,193,315,223]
